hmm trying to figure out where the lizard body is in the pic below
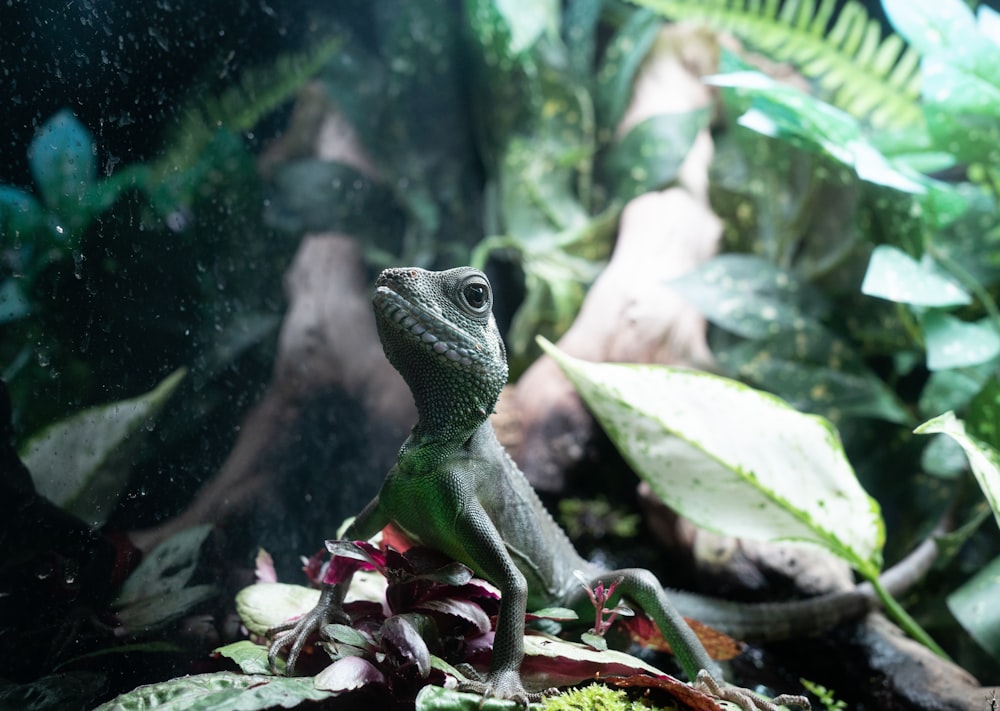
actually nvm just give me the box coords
[269,267,821,709]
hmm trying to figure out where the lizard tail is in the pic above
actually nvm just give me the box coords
[667,521,942,642]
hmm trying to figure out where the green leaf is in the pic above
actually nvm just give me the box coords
[670,254,827,339]
[594,8,661,129]
[603,110,709,201]
[116,525,213,605]
[922,57,1000,165]
[21,368,186,527]
[915,411,1000,532]
[861,245,970,307]
[92,672,337,711]
[0,279,31,324]
[708,71,924,192]
[539,338,884,578]
[883,0,1000,79]
[633,0,922,129]
[416,686,525,711]
[922,311,1000,371]
[235,582,322,637]
[967,376,1000,450]
[324,623,373,650]
[0,185,46,236]
[115,585,218,634]
[493,0,559,54]
[27,110,97,216]
[917,363,994,418]
[946,553,1000,662]
[721,332,913,425]
[920,433,969,479]
[214,641,274,675]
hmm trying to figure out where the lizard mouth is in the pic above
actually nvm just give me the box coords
[373,286,484,369]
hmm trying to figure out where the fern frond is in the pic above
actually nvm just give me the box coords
[154,36,342,192]
[629,0,922,129]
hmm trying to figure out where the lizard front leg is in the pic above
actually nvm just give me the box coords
[450,500,550,705]
[268,496,389,674]
[573,569,811,711]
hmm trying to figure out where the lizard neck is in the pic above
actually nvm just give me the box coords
[399,416,489,474]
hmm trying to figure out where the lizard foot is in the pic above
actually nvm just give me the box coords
[267,587,347,675]
[695,670,811,711]
[456,668,556,707]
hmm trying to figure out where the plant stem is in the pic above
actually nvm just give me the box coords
[869,576,949,660]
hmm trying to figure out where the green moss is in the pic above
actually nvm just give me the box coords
[540,684,663,711]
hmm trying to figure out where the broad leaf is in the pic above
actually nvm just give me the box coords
[670,254,828,340]
[883,0,1000,78]
[915,411,1000,532]
[603,110,709,201]
[27,110,96,216]
[540,338,884,577]
[92,672,336,711]
[116,525,212,605]
[922,311,1000,371]
[0,185,45,237]
[0,279,31,324]
[314,656,386,692]
[214,641,274,675]
[967,376,1000,450]
[382,615,431,678]
[707,71,923,192]
[946,553,1000,662]
[861,245,970,307]
[492,0,558,54]
[923,57,1000,166]
[720,334,912,425]
[22,368,186,527]
[593,8,661,128]
[415,686,526,711]
[116,585,218,634]
[235,582,322,637]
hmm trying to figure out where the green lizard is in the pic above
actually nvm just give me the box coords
[268,266,818,709]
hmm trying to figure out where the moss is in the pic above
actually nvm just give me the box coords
[540,683,664,711]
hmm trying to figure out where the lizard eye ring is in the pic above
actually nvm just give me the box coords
[458,274,491,316]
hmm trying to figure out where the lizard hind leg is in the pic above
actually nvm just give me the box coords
[576,569,811,711]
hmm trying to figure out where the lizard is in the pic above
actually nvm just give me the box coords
[271,265,888,709]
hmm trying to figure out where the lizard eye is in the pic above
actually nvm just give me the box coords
[458,274,491,316]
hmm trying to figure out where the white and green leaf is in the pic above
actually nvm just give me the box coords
[22,368,186,527]
[915,411,1000,531]
[539,338,884,578]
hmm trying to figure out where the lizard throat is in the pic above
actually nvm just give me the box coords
[373,286,489,372]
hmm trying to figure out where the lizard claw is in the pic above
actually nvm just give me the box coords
[267,586,345,675]
[456,668,555,707]
[695,670,811,711]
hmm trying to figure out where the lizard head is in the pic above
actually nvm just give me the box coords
[373,267,508,432]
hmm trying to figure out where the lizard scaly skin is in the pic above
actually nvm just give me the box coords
[269,267,810,710]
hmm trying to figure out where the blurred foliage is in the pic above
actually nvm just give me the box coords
[7,0,1000,706]
[633,0,923,129]
[647,0,1000,672]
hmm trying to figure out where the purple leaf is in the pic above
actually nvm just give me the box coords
[382,615,431,679]
[416,598,491,634]
[323,540,387,585]
[314,655,386,692]
[459,578,501,601]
